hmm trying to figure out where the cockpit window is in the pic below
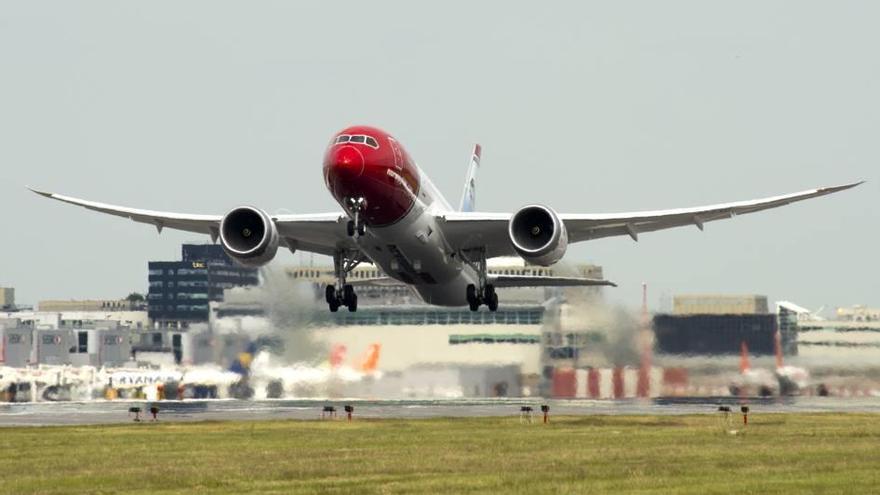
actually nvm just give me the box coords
[334,134,379,149]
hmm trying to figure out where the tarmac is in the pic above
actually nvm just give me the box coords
[1,396,880,426]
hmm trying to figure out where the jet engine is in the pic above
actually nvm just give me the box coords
[508,204,568,266]
[219,206,279,267]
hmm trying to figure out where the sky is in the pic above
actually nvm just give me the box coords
[1,1,877,313]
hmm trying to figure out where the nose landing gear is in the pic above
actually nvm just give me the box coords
[325,251,361,312]
[345,197,367,238]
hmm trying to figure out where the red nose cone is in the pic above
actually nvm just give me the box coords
[330,145,365,180]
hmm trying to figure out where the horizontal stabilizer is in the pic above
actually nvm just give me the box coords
[489,275,617,288]
[347,277,404,287]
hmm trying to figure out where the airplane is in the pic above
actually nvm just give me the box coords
[30,125,862,313]
[730,333,811,397]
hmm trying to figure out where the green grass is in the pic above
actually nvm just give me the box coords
[1,414,879,494]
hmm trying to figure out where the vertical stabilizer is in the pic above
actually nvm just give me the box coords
[774,330,784,370]
[740,341,751,373]
[458,144,481,212]
[359,343,381,373]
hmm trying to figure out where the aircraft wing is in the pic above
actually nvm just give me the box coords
[489,275,616,288]
[437,181,862,257]
[29,188,353,257]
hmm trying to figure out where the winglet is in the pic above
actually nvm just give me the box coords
[26,186,54,198]
[821,180,865,194]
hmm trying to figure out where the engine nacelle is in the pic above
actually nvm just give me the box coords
[219,206,279,267]
[508,204,568,266]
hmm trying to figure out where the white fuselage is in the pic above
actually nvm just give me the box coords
[351,166,479,306]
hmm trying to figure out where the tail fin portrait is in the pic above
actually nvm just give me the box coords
[359,343,381,373]
[740,341,751,373]
[458,144,481,212]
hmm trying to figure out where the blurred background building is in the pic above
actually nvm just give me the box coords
[653,294,786,356]
[3,243,879,400]
[0,288,15,311]
[147,244,259,328]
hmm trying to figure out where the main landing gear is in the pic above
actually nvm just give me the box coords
[325,251,361,312]
[466,283,498,312]
[461,247,498,312]
[345,197,367,237]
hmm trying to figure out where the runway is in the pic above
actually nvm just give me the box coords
[1,396,879,426]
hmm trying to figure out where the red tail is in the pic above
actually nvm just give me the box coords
[359,343,381,373]
[330,344,347,369]
[774,330,784,369]
[740,341,750,373]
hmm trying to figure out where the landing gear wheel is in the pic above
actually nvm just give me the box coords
[325,285,336,304]
[346,221,355,237]
[328,249,365,312]
[485,285,498,312]
[326,284,342,311]
[466,284,479,311]
[357,223,366,236]
[343,284,355,305]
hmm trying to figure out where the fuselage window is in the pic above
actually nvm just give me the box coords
[350,135,366,144]
[365,136,379,148]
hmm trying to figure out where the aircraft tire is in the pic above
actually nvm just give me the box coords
[466,284,477,305]
[325,285,336,304]
[487,293,499,312]
[485,285,498,311]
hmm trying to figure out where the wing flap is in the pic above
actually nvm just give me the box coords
[274,213,355,255]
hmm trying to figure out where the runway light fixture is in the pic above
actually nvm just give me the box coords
[344,405,354,422]
[150,406,160,422]
[741,406,750,426]
[322,405,337,420]
[540,404,550,424]
[717,406,732,433]
[520,406,533,424]
[128,407,142,422]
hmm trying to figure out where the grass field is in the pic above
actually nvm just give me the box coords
[1,413,879,494]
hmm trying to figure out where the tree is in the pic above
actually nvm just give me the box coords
[125,292,145,303]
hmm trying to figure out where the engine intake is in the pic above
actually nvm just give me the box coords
[219,206,279,267]
[508,205,568,266]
